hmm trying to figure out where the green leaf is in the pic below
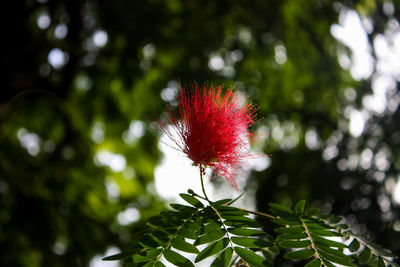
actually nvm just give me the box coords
[308,228,341,237]
[231,236,272,248]
[305,258,321,267]
[359,248,372,264]
[132,248,162,263]
[305,222,335,230]
[185,221,202,231]
[284,249,315,260]
[362,238,398,258]
[295,200,306,214]
[316,243,354,262]
[163,249,194,267]
[160,210,191,220]
[279,240,311,248]
[142,261,166,267]
[278,233,308,240]
[307,208,321,216]
[234,247,272,267]
[348,238,360,252]
[171,238,199,254]
[179,193,204,208]
[198,221,221,235]
[269,203,293,213]
[148,216,178,228]
[212,198,232,207]
[222,215,255,223]
[310,234,347,248]
[226,193,244,205]
[327,216,342,224]
[227,227,268,236]
[272,218,300,226]
[177,228,197,240]
[224,220,262,228]
[211,247,233,267]
[377,257,386,267]
[140,234,166,248]
[274,226,304,234]
[102,252,131,261]
[318,249,355,267]
[170,203,197,214]
[195,238,229,262]
[219,209,249,217]
[194,229,225,245]
[215,206,242,212]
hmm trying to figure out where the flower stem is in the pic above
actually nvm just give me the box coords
[199,164,210,201]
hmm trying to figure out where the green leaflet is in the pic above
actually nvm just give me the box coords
[195,238,229,262]
[210,247,233,267]
[170,238,199,254]
[215,205,244,212]
[227,227,268,236]
[197,221,221,235]
[132,248,162,263]
[295,200,306,214]
[348,239,360,252]
[222,215,256,223]
[310,234,347,249]
[359,248,372,264]
[224,220,262,228]
[306,208,321,216]
[305,258,322,267]
[317,248,356,267]
[269,203,293,214]
[219,209,249,217]
[378,257,386,267]
[142,261,166,267]
[278,233,308,240]
[102,252,133,261]
[305,222,335,230]
[274,226,304,234]
[179,193,204,208]
[272,218,301,226]
[212,198,232,207]
[279,240,311,248]
[226,193,244,205]
[148,215,179,228]
[176,227,197,240]
[170,203,197,214]
[194,228,225,245]
[162,249,194,267]
[315,243,354,262]
[234,247,272,267]
[284,248,315,260]
[231,236,272,248]
[308,228,341,237]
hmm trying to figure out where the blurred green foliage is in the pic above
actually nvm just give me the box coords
[1,0,399,266]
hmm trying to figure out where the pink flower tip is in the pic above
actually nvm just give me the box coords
[159,82,259,189]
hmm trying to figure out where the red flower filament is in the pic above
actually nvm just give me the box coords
[159,83,257,188]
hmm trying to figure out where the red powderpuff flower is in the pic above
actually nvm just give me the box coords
[159,83,257,189]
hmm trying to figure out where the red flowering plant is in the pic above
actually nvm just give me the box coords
[159,83,257,192]
[104,83,398,267]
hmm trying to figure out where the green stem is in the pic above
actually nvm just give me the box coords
[199,164,210,201]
